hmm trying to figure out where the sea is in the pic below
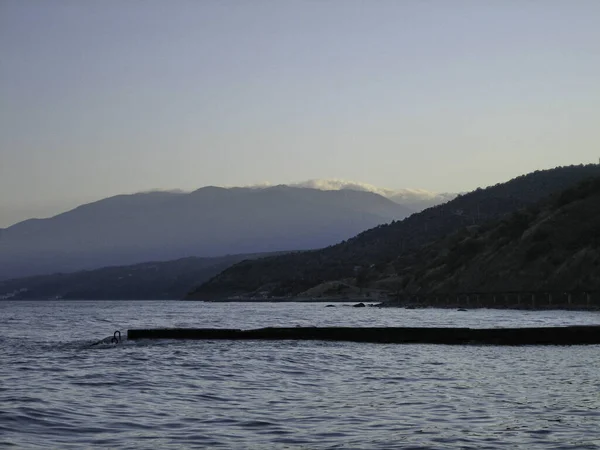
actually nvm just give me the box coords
[1,300,599,449]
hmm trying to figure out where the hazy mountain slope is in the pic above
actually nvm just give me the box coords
[380,176,600,294]
[0,252,283,300]
[286,179,456,210]
[388,191,457,212]
[188,164,600,299]
[0,187,410,280]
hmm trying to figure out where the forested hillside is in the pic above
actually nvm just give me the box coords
[377,175,600,295]
[187,164,600,299]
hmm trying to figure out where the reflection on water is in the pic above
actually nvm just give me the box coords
[1,301,599,449]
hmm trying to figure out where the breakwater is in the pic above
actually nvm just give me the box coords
[127,325,600,345]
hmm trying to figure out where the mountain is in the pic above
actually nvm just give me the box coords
[377,175,600,295]
[187,164,600,300]
[284,179,456,210]
[387,190,457,212]
[0,186,411,280]
[0,181,453,230]
[0,252,283,300]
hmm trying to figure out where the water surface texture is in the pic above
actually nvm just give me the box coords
[1,301,599,449]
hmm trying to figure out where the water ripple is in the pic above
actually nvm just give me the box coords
[1,301,600,449]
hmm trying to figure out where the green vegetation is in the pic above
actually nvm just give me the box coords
[388,175,600,294]
[187,164,600,299]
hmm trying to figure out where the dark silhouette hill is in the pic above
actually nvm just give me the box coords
[187,164,600,300]
[378,175,600,295]
[0,186,411,280]
[0,252,283,300]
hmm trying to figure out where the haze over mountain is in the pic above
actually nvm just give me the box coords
[0,186,413,281]
[252,180,457,212]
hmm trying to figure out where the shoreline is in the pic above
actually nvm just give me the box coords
[190,297,600,311]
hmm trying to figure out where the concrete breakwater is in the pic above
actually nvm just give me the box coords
[127,325,600,345]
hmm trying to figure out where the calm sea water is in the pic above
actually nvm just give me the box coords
[1,301,599,449]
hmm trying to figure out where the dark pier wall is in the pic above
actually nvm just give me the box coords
[127,326,600,345]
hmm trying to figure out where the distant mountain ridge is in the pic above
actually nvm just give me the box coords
[188,164,600,300]
[0,186,412,280]
[0,180,453,229]
[0,252,281,300]
[235,179,456,212]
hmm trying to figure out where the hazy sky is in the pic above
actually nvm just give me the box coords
[1,0,599,227]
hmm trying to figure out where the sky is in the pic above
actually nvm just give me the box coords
[1,0,599,227]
